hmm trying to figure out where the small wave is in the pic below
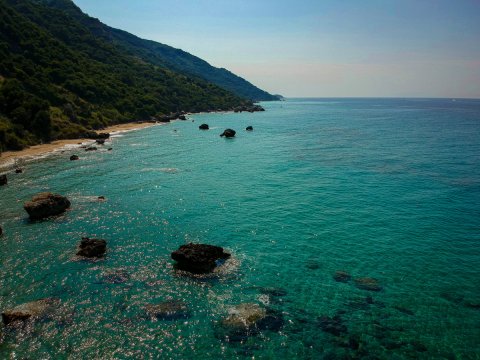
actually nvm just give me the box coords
[140,167,179,173]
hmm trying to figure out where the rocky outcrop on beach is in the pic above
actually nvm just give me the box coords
[233,104,265,113]
[77,237,107,258]
[23,192,71,220]
[199,124,209,130]
[145,300,190,320]
[171,243,231,273]
[96,139,105,145]
[2,298,60,326]
[0,174,7,186]
[70,154,79,161]
[220,129,236,138]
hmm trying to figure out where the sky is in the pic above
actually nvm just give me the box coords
[74,0,480,98]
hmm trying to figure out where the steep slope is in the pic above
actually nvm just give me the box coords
[0,0,252,151]
[28,0,278,101]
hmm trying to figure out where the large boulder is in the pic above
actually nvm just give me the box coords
[2,298,60,326]
[0,174,7,186]
[24,192,71,220]
[77,237,107,258]
[145,300,190,320]
[220,129,236,138]
[95,132,110,139]
[199,124,209,130]
[171,243,230,273]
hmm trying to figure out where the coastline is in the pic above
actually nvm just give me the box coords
[0,121,158,171]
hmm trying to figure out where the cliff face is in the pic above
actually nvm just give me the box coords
[0,0,273,151]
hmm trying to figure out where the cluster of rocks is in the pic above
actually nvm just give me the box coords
[333,270,383,291]
[233,104,265,113]
[155,112,188,123]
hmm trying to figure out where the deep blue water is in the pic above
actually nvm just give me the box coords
[0,98,479,359]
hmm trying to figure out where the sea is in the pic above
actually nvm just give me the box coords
[0,98,479,359]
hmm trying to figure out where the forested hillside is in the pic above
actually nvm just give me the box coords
[0,0,269,152]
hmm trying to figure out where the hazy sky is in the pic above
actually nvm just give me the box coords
[74,0,480,98]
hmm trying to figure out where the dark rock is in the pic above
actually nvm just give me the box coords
[145,300,190,320]
[334,271,352,283]
[199,123,209,130]
[77,237,107,258]
[0,174,7,186]
[15,168,23,174]
[464,301,480,309]
[354,277,382,291]
[383,340,407,350]
[171,243,230,274]
[220,129,236,138]
[318,315,348,336]
[108,148,113,151]
[101,269,130,284]
[96,132,110,139]
[70,155,79,161]
[85,147,97,151]
[98,196,106,201]
[24,192,71,220]
[178,115,187,120]
[2,298,60,326]
[96,139,105,145]
[305,260,320,270]
[259,287,287,297]
[246,126,253,131]
[393,305,414,315]
[411,341,427,352]
[366,295,374,304]
[0,225,2,236]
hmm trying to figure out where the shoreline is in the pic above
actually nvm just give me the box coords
[0,121,158,171]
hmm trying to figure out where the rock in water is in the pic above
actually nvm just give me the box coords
[85,146,97,151]
[2,298,60,326]
[15,168,23,173]
[96,132,110,139]
[354,277,382,291]
[77,237,107,258]
[0,174,7,186]
[333,271,352,283]
[318,315,348,336]
[178,115,187,120]
[220,129,236,138]
[70,155,79,161]
[246,126,253,131]
[0,225,3,236]
[96,139,105,145]
[222,303,266,329]
[199,123,209,130]
[145,300,190,320]
[171,243,230,273]
[24,192,71,220]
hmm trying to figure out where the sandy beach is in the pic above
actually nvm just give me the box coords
[0,121,157,170]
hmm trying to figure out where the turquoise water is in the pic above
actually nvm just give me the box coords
[0,98,479,359]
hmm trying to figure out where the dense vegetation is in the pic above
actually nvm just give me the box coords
[0,0,273,152]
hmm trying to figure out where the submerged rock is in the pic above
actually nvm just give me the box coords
[334,271,352,283]
[0,225,2,236]
[85,146,97,151]
[171,243,231,274]
[220,129,236,138]
[259,287,288,297]
[24,192,71,220]
[354,277,382,291]
[0,174,7,186]
[318,315,348,336]
[101,269,130,284]
[2,298,60,326]
[145,300,190,320]
[199,123,209,130]
[246,126,253,131]
[70,154,79,161]
[77,237,106,258]
[215,303,284,342]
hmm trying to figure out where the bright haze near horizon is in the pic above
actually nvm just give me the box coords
[74,0,480,99]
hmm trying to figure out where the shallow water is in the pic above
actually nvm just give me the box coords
[1,98,479,359]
